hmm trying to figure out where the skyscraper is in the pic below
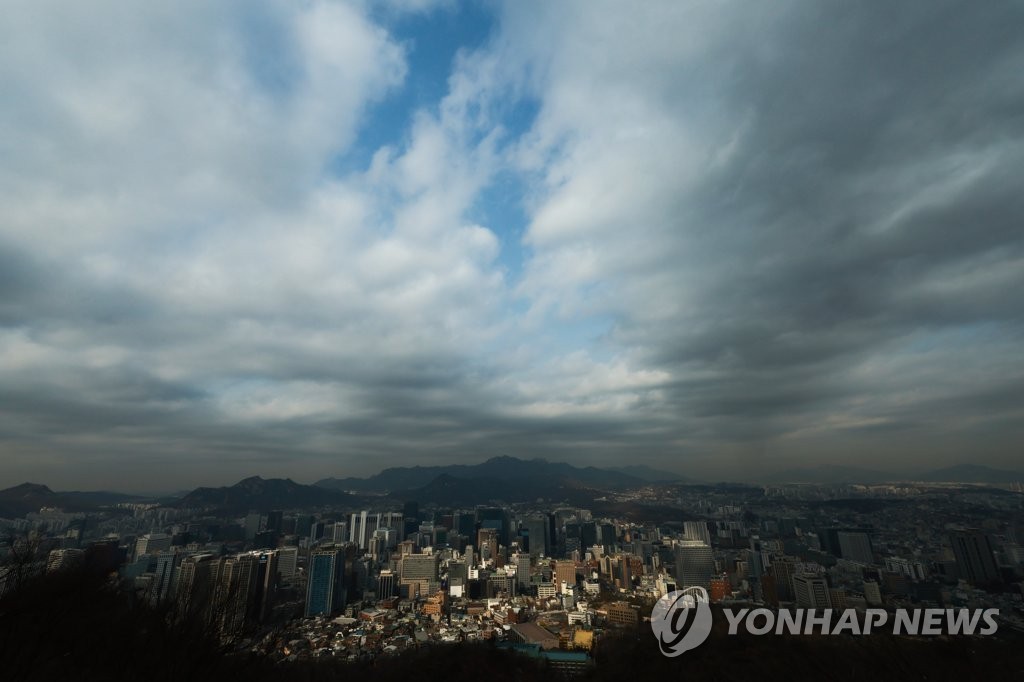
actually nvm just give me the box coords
[683,521,712,547]
[525,515,550,558]
[276,546,298,583]
[554,560,576,593]
[674,540,714,590]
[949,529,1001,586]
[305,548,346,617]
[837,531,874,565]
[514,552,531,589]
[793,574,832,609]
[151,550,183,605]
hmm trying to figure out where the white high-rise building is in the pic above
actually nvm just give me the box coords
[135,533,172,559]
[683,521,712,547]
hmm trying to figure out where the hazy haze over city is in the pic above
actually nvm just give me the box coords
[1,1,1022,492]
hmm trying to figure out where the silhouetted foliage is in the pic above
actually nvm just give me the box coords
[2,566,1022,681]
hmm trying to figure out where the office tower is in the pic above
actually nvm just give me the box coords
[216,553,259,634]
[554,560,576,593]
[448,559,468,585]
[265,510,283,535]
[453,511,476,537]
[305,548,346,617]
[377,569,397,599]
[837,531,874,565]
[949,529,1000,586]
[488,572,515,598]
[617,555,632,588]
[134,533,172,559]
[683,521,712,547]
[599,523,617,553]
[349,511,374,549]
[46,548,83,573]
[244,514,263,541]
[176,554,217,621]
[523,515,549,558]
[514,553,531,589]
[403,501,420,522]
[477,508,510,547]
[675,540,714,590]
[770,558,796,602]
[478,528,499,562]
[152,550,183,605]
[379,511,404,533]
[331,521,348,544]
[295,515,313,538]
[276,546,298,582]
[863,579,883,606]
[580,522,598,549]
[401,552,439,582]
[748,537,766,578]
[793,574,832,609]
[310,521,325,542]
[254,551,279,622]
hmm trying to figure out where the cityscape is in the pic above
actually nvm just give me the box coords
[2,1,1023,679]
[2,456,1023,678]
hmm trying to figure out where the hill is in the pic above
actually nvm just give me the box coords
[315,455,645,493]
[175,476,354,512]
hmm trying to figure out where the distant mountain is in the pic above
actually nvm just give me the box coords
[913,464,1024,484]
[176,476,354,512]
[0,483,143,518]
[315,455,646,493]
[764,465,898,484]
[604,464,687,482]
[396,472,615,507]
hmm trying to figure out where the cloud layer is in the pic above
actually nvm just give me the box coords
[1,1,1022,490]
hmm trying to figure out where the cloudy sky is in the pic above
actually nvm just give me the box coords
[1,1,1022,492]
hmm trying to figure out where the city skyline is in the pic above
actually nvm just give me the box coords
[2,1,1023,491]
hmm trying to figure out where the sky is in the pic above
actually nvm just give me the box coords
[1,1,1022,492]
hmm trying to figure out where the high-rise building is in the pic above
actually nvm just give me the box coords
[401,552,439,583]
[305,548,346,617]
[949,529,1000,586]
[176,554,217,622]
[377,569,397,599]
[331,521,348,544]
[674,540,714,590]
[554,560,576,593]
[793,574,832,609]
[276,546,298,583]
[477,508,510,547]
[215,553,259,634]
[683,521,712,547]
[253,550,279,622]
[770,558,796,602]
[152,550,183,605]
[46,548,83,573]
[349,512,376,550]
[244,514,263,541]
[134,533,172,559]
[837,531,874,565]
[525,515,550,558]
[265,511,284,535]
[514,553,531,589]
[478,528,499,562]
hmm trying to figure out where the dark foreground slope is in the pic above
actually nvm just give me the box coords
[2,562,1022,681]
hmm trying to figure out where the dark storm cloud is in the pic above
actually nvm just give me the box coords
[1,1,1022,489]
